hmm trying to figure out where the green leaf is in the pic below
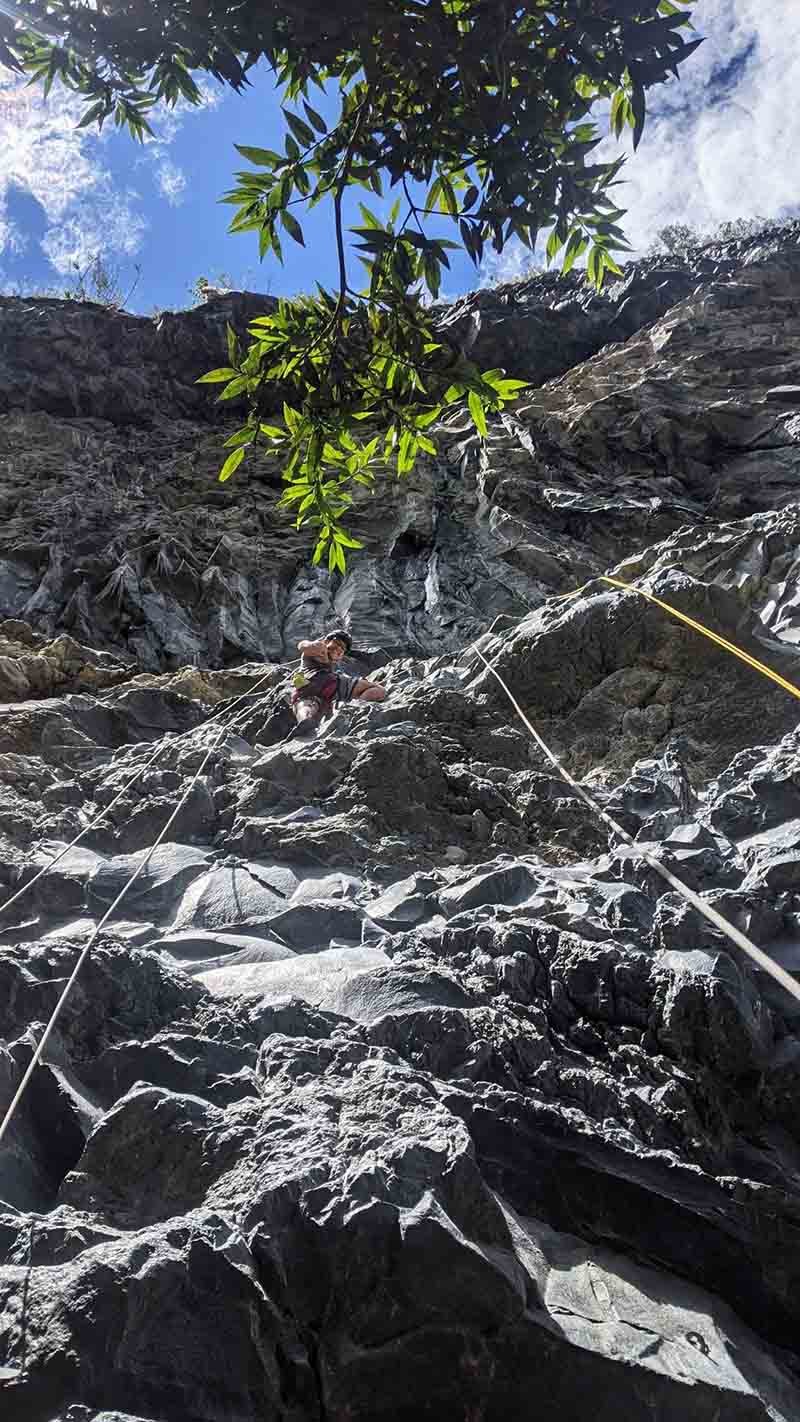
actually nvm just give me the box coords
[610,90,627,140]
[303,100,327,134]
[358,203,382,230]
[351,228,393,250]
[397,429,415,475]
[587,245,602,290]
[223,425,256,449]
[195,367,238,384]
[561,228,589,276]
[281,210,305,246]
[280,482,312,503]
[546,226,567,264]
[76,101,107,130]
[333,531,364,549]
[468,390,487,438]
[218,447,245,483]
[631,84,646,150]
[439,175,459,217]
[218,376,248,401]
[423,254,441,300]
[235,144,282,167]
[283,110,315,147]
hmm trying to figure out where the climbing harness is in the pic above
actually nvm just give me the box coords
[472,641,800,1009]
[291,671,339,714]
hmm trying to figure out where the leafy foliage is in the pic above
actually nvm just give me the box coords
[648,215,780,256]
[2,0,703,565]
[201,297,528,572]
[0,253,140,308]
[647,221,699,254]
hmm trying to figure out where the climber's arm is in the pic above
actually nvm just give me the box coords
[297,638,330,659]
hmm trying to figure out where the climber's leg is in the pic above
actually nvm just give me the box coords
[286,694,324,739]
[351,678,386,704]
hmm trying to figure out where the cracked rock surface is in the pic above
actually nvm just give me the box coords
[3,227,800,1419]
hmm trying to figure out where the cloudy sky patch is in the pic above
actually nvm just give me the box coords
[0,2,797,308]
[482,0,800,285]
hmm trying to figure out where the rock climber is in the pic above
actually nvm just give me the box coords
[289,628,385,737]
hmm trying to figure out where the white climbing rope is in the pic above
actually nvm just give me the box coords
[0,738,167,922]
[0,671,284,1148]
[0,668,280,1148]
[471,642,800,1008]
[0,669,278,922]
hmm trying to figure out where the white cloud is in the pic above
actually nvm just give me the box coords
[0,66,219,279]
[479,0,800,283]
[41,196,147,273]
[596,0,800,252]
[141,77,221,212]
[0,197,25,257]
[155,159,188,207]
[479,239,540,289]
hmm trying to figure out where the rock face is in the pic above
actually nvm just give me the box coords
[3,225,800,1419]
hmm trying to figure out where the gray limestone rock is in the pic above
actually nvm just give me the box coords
[169,860,293,933]
[197,945,390,1007]
[366,872,439,929]
[86,843,212,916]
[6,229,800,1419]
[264,898,365,951]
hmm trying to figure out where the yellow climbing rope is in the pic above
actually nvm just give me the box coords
[597,572,800,703]
[472,640,800,1008]
[472,563,800,1004]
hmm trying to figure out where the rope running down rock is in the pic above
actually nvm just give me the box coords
[0,669,277,922]
[0,668,277,1148]
[598,573,800,703]
[472,641,800,1009]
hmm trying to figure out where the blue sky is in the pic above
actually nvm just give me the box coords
[0,0,797,313]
